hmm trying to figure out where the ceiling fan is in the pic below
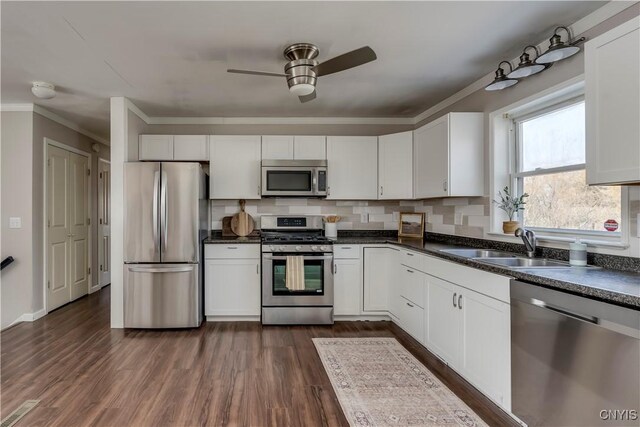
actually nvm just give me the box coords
[227,43,377,103]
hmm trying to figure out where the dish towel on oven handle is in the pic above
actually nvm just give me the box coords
[285,256,306,291]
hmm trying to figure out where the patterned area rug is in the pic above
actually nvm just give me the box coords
[313,338,489,427]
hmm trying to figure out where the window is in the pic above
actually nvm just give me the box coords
[513,99,622,234]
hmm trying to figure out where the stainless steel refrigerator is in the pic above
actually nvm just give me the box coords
[124,162,207,328]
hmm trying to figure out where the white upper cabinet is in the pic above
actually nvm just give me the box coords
[209,135,262,199]
[378,131,413,199]
[261,135,326,160]
[173,135,209,161]
[586,17,640,185]
[294,136,326,159]
[327,136,378,199]
[139,135,174,161]
[261,136,294,160]
[413,113,484,198]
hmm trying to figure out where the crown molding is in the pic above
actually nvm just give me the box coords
[413,0,636,124]
[144,116,414,126]
[1,103,34,112]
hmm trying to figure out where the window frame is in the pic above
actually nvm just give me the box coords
[510,96,622,236]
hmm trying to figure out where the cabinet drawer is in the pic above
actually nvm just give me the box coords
[399,266,424,308]
[334,245,360,259]
[401,249,424,271]
[398,296,425,344]
[205,244,260,259]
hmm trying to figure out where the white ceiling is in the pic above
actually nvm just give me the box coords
[1,1,607,142]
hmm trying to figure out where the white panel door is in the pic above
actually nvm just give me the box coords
[294,136,326,160]
[173,135,209,161]
[378,131,413,199]
[326,136,378,200]
[139,135,174,161]
[586,17,640,185]
[204,259,261,316]
[459,288,511,409]
[414,116,449,198]
[363,247,390,312]
[210,135,262,199]
[47,146,71,311]
[68,152,89,301]
[333,258,361,315]
[425,275,461,366]
[98,160,111,286]
[262,135,294,160]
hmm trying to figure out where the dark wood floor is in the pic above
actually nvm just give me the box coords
[1,287,517,427]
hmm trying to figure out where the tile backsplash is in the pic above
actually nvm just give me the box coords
[209,197,491,238]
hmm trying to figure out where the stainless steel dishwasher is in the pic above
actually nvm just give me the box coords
[511,280,640,426]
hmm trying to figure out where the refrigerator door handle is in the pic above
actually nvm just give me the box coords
[153,170,160,253]
[128,266,194,273]
[161,170,168,253]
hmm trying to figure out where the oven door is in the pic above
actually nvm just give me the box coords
[262,253,333,306]
[261,167,326,197]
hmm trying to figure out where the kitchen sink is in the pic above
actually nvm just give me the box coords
[478,257,572,269]
[440,249,518,258]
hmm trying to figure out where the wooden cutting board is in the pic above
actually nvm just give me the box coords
[230,200,255,237]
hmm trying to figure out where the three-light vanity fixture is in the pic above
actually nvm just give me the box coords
[485,26,585,91]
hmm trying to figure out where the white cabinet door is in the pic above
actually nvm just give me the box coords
[459,288,511,409]
[363,247,390,312]
[378,131,413,199]
[262,135,294,160]
[139,135,174,161]
[327,136,378,200]
[204,258,261,316]
[586,17,640,185]
[425,275,461,367]
[209,135,262,199]
[333,258,362,315]
[294,136,326,160]
[398,296,425,344]
[414,116,449,198]
[173,135,209,161]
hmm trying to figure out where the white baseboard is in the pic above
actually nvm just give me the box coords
[89,284,102,294]
[2,309,47,330]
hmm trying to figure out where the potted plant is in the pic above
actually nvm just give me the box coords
[494,186,529,234]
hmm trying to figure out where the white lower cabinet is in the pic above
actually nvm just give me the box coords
[397,296,425,344]
[363,247,394,312]
[333,257,362,316]
[204,244,261,317]
[425,275,462,365]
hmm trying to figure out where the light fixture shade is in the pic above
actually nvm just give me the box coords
[485,61,518,91]
[536,27,583,64]
[289,83,315,96]
[31,81,56,99]
[507,46,545,79]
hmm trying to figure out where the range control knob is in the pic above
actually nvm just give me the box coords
[320,246,328,252]
[311,245,319,251]
[295,245,302,251]
[279,246,286,252]
[270,245,276,251]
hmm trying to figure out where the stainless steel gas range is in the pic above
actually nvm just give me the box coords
[261,215,334,325]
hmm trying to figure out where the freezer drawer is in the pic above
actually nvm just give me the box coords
[124,264,201,328]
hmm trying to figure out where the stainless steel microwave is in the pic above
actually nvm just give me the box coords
[261,160,327,197]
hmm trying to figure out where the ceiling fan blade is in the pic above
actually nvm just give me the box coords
[313,46,377,77]
[227,69,287,78]
[299,90,317,103]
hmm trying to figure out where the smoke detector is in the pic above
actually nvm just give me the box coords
[31,82,56,99]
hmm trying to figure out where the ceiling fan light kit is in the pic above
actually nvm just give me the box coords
[486,25,585,91]
[227,43,377,103]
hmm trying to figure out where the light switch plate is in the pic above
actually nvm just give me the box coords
[9,217,22,229]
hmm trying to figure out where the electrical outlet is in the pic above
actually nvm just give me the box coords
[360,213,369,223]
[454,213,464,225]
[9,217,21,229]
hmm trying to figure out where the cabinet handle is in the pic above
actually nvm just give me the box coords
[334,264,337,274]
[258,185,261,196]
[406,302,414,308]
[256,264,260,275]
[327,186,331,197]
[458,294,462,310]
[453,292,457,308]
[227,246,238,250]
[380,186,384,196]
[341,246,352,249]
[406,269,414,274]
[443,180,448,192]
[406,253,414,257]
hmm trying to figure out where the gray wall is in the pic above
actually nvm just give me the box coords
[1,111,35,328]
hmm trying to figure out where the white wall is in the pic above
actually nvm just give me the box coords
[1,111,35,328]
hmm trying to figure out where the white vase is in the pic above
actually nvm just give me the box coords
[325,223,337,239]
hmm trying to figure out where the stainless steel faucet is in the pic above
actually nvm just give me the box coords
[515,228,537,258]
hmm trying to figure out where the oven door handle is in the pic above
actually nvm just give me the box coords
[262,254,334,261]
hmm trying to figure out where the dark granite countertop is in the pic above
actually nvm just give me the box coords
[202,232,261,244]
[333,235,640,309]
